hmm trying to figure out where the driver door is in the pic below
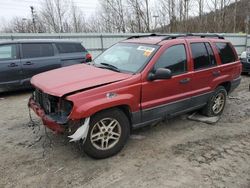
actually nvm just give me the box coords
[141,42,194,122]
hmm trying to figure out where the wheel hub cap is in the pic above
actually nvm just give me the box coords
[90,118,121,150]
[212,93,225,114]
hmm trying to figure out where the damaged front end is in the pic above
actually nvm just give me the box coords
[28,89,90,142]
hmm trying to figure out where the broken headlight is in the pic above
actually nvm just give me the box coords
[60,99,73,117]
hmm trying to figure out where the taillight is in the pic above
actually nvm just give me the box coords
[85,53,92,62]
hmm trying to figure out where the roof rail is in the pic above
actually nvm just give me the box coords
[160,33,224,41]
[127,33,169,39]
[126,33,224,42]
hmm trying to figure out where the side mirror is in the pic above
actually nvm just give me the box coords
[148,68,172,81]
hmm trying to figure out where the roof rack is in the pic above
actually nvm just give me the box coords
[127,33,169,39]
[160,33,224,41]
[127,33,224,41]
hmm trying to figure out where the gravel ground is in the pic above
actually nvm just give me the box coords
[0,76,250,188]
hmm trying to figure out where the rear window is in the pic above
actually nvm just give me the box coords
[0,44,17,60]
[191,42,216,70]
[215,42,236,64]
[22,43,54,59]
[56,43,86,53]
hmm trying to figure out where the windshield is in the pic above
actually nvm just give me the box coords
[94,43,159,73]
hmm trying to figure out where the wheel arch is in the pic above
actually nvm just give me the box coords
[218,81,231,93]
[94,105,133,131]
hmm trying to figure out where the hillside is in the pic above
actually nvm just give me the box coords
[156,0,250,33]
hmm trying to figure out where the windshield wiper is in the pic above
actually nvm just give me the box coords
[99,63,121,72]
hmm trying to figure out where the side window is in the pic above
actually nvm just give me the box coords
[155,44,187,75]
[55,43,86,53]
[0,44,17,60]
[22,43,54,59]
[215,42,236,64]
[191,42,215,70]
[205,42,217,66]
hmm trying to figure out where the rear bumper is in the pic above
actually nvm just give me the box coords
[28,98,65,133]
[230,77,241,92]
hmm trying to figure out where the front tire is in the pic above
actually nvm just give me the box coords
[202,86,227,117]
[83,108,130,159]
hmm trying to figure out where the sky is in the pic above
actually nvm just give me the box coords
[0,0,99,22]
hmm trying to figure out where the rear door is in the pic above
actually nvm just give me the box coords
[20,43,61,85]
[0,43,22,89]
[141,41,194,121]
[188,41,219,100]
[55,42,88,66]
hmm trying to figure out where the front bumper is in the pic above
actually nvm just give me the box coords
[28,98,65,133]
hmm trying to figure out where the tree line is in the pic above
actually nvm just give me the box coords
[1,0,249,33]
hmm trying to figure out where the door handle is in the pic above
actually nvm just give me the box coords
[212,70,221,76]
[8,63,18,67]
[24,62,34,65]
[179,78,191,84]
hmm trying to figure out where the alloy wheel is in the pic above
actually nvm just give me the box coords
[90,118,121,150]
[212,93,225,114]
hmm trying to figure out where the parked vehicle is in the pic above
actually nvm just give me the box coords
[240,48,250,74]
[0,40,92,92]
[28,34,241,159]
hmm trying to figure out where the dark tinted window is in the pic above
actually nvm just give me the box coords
[205,43,217,66]
[0,44,17,60]
[155,44,187,75]
[56,43,86,53]
[215,42,236,64]
[22,43,54,58]
[191,42,215,70]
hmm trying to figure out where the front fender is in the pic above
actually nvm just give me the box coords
[69,93,137,120]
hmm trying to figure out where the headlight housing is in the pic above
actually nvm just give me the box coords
[60,99,73,117]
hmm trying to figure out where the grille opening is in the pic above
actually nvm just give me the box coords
[33,89,59,115]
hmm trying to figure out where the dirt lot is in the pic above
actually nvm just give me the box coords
[0,76,250,188]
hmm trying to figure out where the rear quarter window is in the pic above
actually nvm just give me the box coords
[0,44,17,60]
[22,43,54,59]
[56,43,86,53]
[215,42,236,64]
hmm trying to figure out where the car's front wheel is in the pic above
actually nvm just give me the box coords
[83,108,130,159]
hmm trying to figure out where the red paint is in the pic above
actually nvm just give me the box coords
[29,36,241,133]
[28,98,64,133]
[85,53,92,62]
[31,64,132,97]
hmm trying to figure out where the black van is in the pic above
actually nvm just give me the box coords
[0,40,92,92]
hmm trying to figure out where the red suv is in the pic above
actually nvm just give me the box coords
[28,34,241,159]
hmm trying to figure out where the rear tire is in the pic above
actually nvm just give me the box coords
[83,108,130,159]
[202,86,227,117]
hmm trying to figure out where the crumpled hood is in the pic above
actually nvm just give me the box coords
[31,64,132,97]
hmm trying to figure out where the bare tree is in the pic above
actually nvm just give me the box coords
[233,0,237,33]
[71,2,88,32]
[40,0,68,32]
[197,0,204,30]
[1,0,249,34]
